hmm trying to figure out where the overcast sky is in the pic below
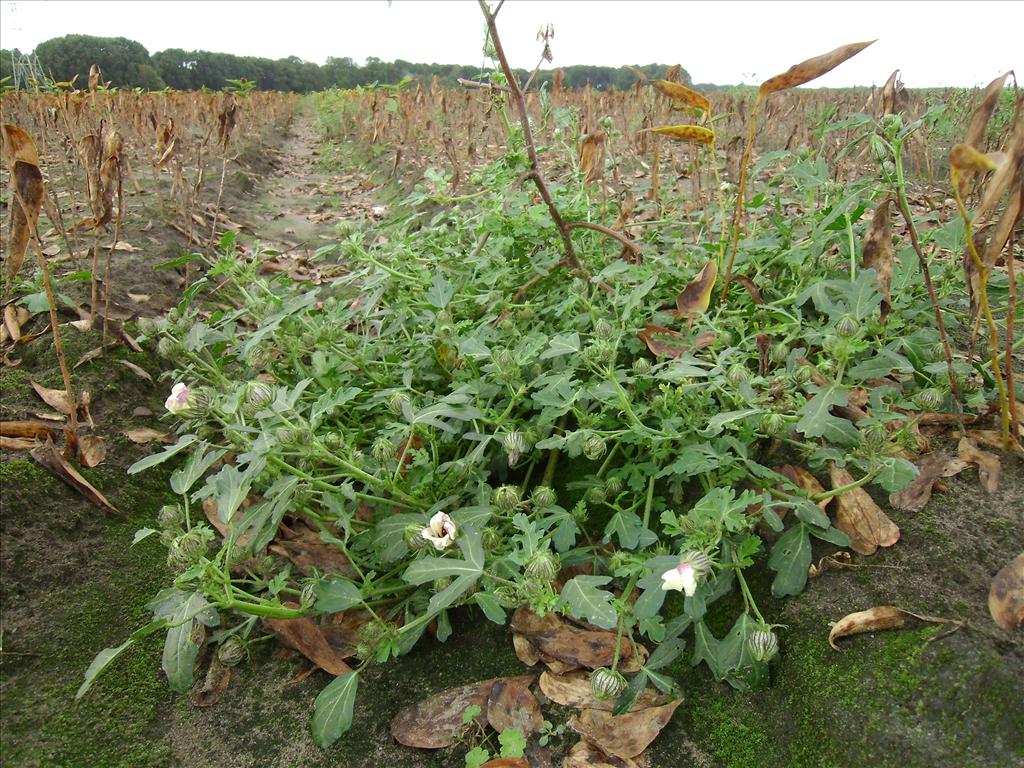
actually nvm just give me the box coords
[1,1,1020,87]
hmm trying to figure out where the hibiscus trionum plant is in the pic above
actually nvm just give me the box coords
[75,94,970,746]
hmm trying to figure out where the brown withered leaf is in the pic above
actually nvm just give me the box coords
[829,464,899,556]
[775,465,829,512]
[0,420,55,440]
[649,79,711,112]
[958,436,1000,493]
[889,452,969,512]
[675,260,717,323]
[78,435,106,467]
[479,759,529,768]
[124,428,174,445]
[808,551,853,579]
[264,610,353,677]
[512,632,541,666]
[649,125,715,145]
[511,608,644,672]
[390,676,534,749]
[2,124,45,282]
[487,676,543,735]
[74,346,105,369]
[958,71,1011,196]
[30,381,75,415]
[732,275,764,304]
[3,304,21,341]
[0,436,36,450]
[269,521,358,578]
[828,606,906,649]
[862,198,893,321]
[829,606,962,650]
[580,131,607,184]
[759,41,875,96]
[119,359,153,383]
[637,326,714,359]
[30,438,119,514]
[569,700,682,760]
[564,739,644,768]
[539,670,667,713]
[190,656,231,707]
[321,609,372,658]
[988,553,1024,632]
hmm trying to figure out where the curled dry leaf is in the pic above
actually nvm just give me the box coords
[648,79,710,112]
[119,360,153,383]
[759,41,875,95]
[637,325,715,359]
[480,760,529,768]
[124,428,174,445]
[539,670,667,713]
[569,700,682,760]
[649,125,715,145]
[563,739,644,768]
[30,437,119,514]
[30,381,75,415]
[264,609,352,677]
[675,260,717,323]
[74,346,105,369]
[988,553,1024,632]
[511,608,645,672]
[829,606,906,649]
[269,520,358,578]
[808,551,853,579]
[390,675,534,749]
[2,124,45,282]
[889,452,969,512]
[320,609,372,658]
[78,435,106,467]
[0,436,37,450]
[580,131,607,184]
[0,420,55,440]
[190,656,231,708]
[861,198,893,322]
[957,436,1000,494]
[775,464,829,512]
[513,632,541,666]
[829,464,899,556]
[957,71,1011,196]
[487,676,543,735]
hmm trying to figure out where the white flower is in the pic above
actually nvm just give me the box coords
[165,383,192,415]
[421,512,457,551]
[661,561,698,596]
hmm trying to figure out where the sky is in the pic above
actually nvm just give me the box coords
[1,0,1021,88]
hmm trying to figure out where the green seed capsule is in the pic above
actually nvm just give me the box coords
[590,667,627,700]
[217,636,247,667]
[583,435,608,461]
[530,485,557,509]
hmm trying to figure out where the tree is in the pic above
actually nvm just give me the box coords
[34,35,165,89]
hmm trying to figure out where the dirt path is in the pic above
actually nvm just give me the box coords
[2,108,1023,768]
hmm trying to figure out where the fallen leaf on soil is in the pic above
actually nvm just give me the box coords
[808,551,853,578]
[190,656,231,707]
[539,670,667,712]
[33,411,65,421]
[264,609,352,677]
[320,609,372,658]
[480,760,529,768]
[957,437,1000,493]
[132,406,153,417]
[775,464,829,511]
[829,464,899,556]
[78,435,106,467]
[30,438,119,514]
[125,428,174,445]
[512,632,541,666]
[487,676,543,735]
[0,436,37,450]
[127,292,151,303]
[563,739,644,768]
[989,553,1024,632]
[511,608,645,672]
[119,359,153,383]
[390,675,534,749]
[3,304,22,341]
[30,381,75,415]
[888,452,969,512]
[269,521,357,578]
[829,606,963,650]
[829,606,906,649]
[0,420,55,440]
[569,700,682,759]
[74,346,105,368]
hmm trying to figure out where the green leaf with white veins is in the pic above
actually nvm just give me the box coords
[560,575,618,629]
[539,332,581,359]
[795,384,851,440]
[402,527,484,613]
[162,592,209,693]
[311,671,359,747]
[768,523,812,597]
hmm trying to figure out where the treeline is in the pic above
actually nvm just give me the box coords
[1,35,690,93]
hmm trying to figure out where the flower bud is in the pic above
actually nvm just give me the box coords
[594,319,614,339]
[300,582,317,609]
[590,667,627,700]
[157,504,184,530]
[869,133,889,163]
[727,364,749,386]
[136,316,159,336]
[481,526,502,552]
[835,315,860,338]
[493,585,521,609]
[387,392,409,416]
[503,431,528,468]
[156,336,181,359]
[914,388,944,411]
[432,577,452,593]
[748,628,779,662]
[492,485,521,514]
[632,357,652,375]
[583,434,607,461]
[770,342,789,364]
[524,549,560,582]
[604,477,624,496]
[585,486,607,505]
[530,485,557,509]
[404,522,429,550]
[217,636,247,667]
[242,381,274,414]
[760,412,786,437]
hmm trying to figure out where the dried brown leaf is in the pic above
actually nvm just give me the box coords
[125,428,174,445]
[889,452,969,512]
[988,553,1024,632]
[119,359,153,383]
[808,551,853,579]
[78,435,106,467]
[2,124,45,282]
[539,670,667,712]
[862,198,893,321]
[269,521,358,578]
[0,420,55,440]
[775,465,829,512]
[829,464,899,556]
[74,346,105,369]
[513,632,541,666]
[569,700,681,760]
[190,656,231,707]
[649,125,714,145]
[759,41,875,95]
[563,739,643,768]
[580,131,607,184]
[264,610,353,676]
[511,608,644,672]
[0,436,37,450]
[828,606,906,649]
[958,71,1012,195]
[30,437,119,514]
[958,436,1000,493]
[649,79,711,112]
[675,259,717,322]
[30,381,75,415]
[3,304,21,341]
[487,676,543,735]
